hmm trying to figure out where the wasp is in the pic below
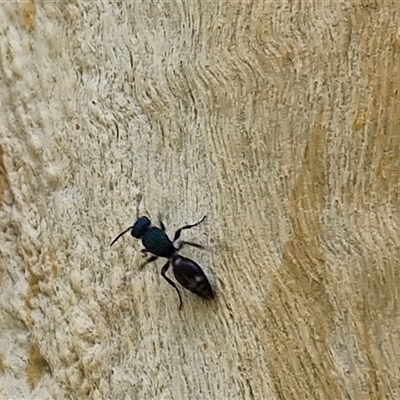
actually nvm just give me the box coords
[111,215,215,308]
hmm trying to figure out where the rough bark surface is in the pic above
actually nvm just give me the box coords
[1,2,399,399]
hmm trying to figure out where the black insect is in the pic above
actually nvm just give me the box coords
[111,215,214,309]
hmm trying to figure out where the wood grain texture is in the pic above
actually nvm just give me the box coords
[0,1,399,399]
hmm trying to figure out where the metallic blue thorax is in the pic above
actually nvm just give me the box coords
[142,227,175,258]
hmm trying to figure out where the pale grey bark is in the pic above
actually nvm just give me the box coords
[0,2,399,399]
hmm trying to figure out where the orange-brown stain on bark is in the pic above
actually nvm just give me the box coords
[26,341,49,390]
[265,116,340,399]
[21,0,36,31]
[0,352,5,376]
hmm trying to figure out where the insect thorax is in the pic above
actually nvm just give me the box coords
[142,227,175,257]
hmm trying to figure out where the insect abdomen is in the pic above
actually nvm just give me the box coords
[172,256,214,299]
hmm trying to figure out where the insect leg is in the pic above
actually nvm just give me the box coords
[173,215,206,242]
[161,260,183,309]
[176,241,205,251]
[139,255,158,270]
[158,213,166,231]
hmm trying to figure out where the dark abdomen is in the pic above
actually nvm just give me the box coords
[172,256,214,299]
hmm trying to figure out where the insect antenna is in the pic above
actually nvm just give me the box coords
[135,193,142,219]
[111,193,143,246]
[111,226,132,246]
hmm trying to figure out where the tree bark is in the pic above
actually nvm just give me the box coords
[1,2,399,399]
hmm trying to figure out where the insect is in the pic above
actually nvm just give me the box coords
[111,215,215,309]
